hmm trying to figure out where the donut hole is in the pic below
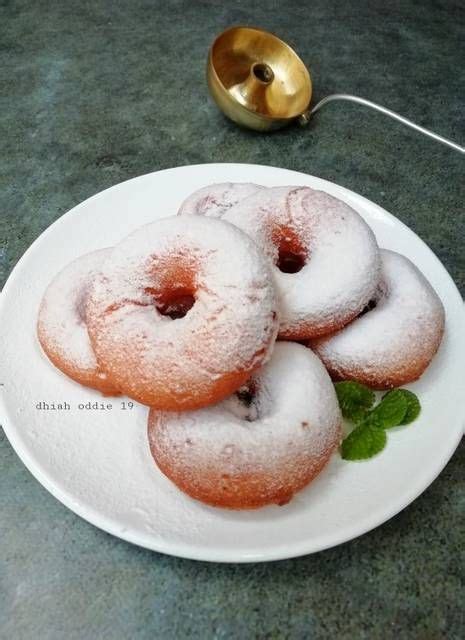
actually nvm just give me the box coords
[236,384,255,407]
[156,288,195,319]
[146,286,196,320]
[234,381,259,422]
[277,250,306,274]
[273,226,307,274]
[357,282,389,318]
[358,298,378,318]
[146,256,197,320]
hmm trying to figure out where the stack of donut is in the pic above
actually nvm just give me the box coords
[38,182,445,509]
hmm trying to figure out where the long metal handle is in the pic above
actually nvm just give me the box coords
[304,93,464,154]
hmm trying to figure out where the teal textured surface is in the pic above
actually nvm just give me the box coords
[0,1,463,638]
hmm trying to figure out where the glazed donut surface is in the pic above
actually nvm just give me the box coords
[148,342,342,509]
[86,216,279,410]
[311,249,445,389]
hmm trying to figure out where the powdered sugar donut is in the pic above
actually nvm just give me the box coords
[87,216,279,410]
[37,249,119,395]
[148,342,342,509]
[311,250,445,389]
[223,186,381,340]
[178,182,265,218]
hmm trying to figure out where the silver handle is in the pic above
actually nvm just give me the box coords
[304,93,465,155]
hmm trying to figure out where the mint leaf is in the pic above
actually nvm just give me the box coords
[341,423,387,460]
[335,381,376,423]
[367,389,408,429]
[383,389,421,425]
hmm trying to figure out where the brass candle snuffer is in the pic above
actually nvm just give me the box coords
[207,26,464,154]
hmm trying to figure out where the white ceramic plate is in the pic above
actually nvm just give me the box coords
[1,164,463,563]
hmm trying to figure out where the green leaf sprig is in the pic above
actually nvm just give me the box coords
[335,382,421,461]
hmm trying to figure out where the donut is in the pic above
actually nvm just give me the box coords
[310,250,445,389]
[86,216,279,410]
[37,249,120,395]
[222,186,381,340]
[148,342,342,509]
[178,182,265,218]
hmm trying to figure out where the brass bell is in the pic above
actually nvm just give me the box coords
[207,26,464,153]
[207,26,312,131]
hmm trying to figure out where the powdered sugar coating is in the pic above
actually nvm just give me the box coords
[37,249,119,394]
[86,216,279,409]
[311,250,445,389]
[223,186,382,339]
[178,182,266,218]
[148,342,342,509]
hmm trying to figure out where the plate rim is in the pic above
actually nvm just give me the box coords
[1,162,464,563]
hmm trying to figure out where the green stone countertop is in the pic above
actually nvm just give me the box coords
[1,1,463,638]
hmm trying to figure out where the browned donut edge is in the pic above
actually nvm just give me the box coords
[147,414,341,510]
[278,306,366,341]
[37,321,120,396]
[315,337,444,390]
